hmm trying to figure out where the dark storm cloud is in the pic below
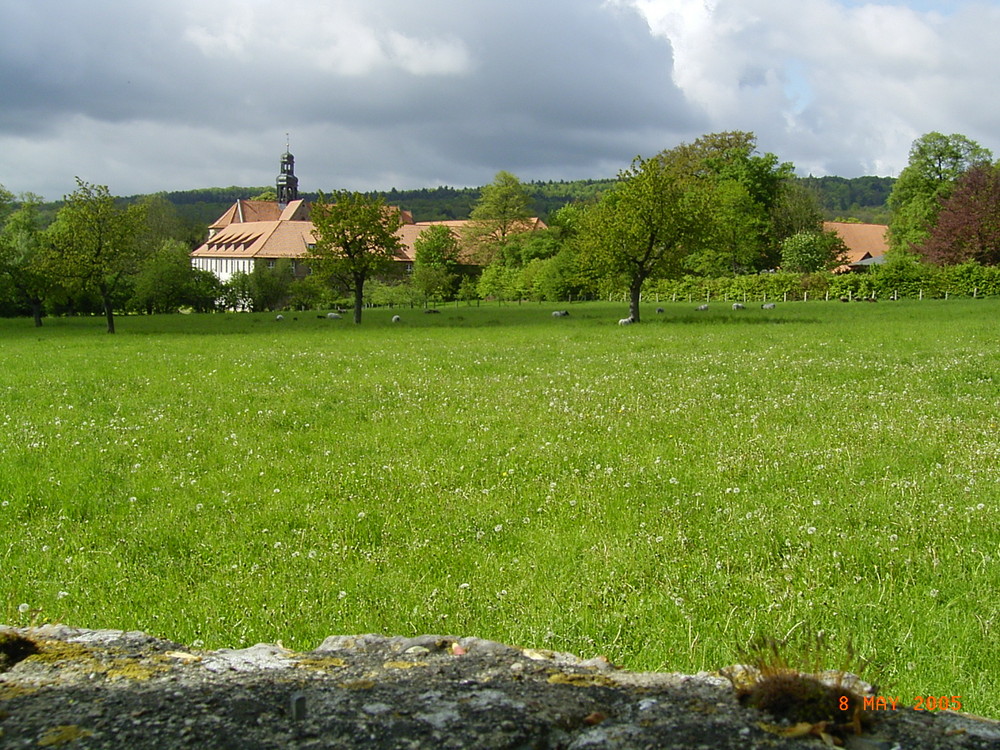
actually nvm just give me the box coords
[0,0,701,199]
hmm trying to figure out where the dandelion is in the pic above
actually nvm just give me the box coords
[338,591,347,600]
[458,582,470,590]
[929,589,939,598]
[18,603,29,614]
[493,524,503,533]
[57,591,69,599]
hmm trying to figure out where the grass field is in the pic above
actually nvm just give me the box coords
[2,299,999,715]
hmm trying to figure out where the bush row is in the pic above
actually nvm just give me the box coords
[641,261,1000,303]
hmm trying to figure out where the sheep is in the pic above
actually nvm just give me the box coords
[732,303,745,311]
[696,304,709,311]
[761,303,776,310]
[275,314,284,321]
[552,310,570,317]
[618,316,634,326]
[655,307,665,314]
[424,309,440,314]
[326,312,341,319]
[391,315,401,323]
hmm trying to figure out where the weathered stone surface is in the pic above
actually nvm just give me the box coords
[1,626,998,749]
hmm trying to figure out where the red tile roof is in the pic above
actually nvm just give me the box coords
[824,221,889,268]
[193,200,545,266]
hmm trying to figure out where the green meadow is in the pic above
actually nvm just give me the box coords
[2,300,999,714]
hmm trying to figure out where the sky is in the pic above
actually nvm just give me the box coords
[1,0,998,202]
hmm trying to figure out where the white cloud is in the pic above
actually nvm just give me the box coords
[181,0,471,77]
[616,0,1000,175]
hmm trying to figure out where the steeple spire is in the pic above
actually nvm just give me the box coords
[276,138,299,206]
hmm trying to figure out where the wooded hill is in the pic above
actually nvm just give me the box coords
[48,175,891,233]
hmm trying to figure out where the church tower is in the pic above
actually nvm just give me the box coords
[276,143,299,206]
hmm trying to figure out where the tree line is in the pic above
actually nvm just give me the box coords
[111,175,888,228]
[2,130,996,328]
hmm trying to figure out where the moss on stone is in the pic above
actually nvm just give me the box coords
[296,656,347,671]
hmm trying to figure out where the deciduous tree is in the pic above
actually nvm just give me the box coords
[308,191,404,324]
[888,132,992,253]
[579,149,705,322]
[46,179,148,333]
[464,171,534,264]
[0,193,52,326]
[917,164,1000,266]
[412,224,460,301]
[780,230,849,273]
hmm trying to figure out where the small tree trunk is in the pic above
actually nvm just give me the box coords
[101,287,116,334]
[31,298,43,328]
[353,274,365,324]
[628,275,644,323]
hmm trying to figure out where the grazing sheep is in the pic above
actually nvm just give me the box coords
[761,303,776,310]
[391,315,401,323]
[618,316,634,326]
[275,314,284,321]
[424,308,440,314]
[732,303,745,311]
[840,296,850,303]
[326,312,341,319]
[696,304,709,311]
[552,310,570,317]
[655,307,665,314]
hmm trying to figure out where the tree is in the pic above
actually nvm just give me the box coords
[579,149,705,322]
[412,224,460,302]
[770,180,824,247]
[780,230,849,273]
[686,131,795,271]
[308,191,404,324]
[46,179,148,333]
[222,271,253,312]
[0,193,52,326]
[688,180,767,276]
[888,132,993,253]
[463,171,534,264]
[131,238,212,314]
[249,259,294,311]
[917,164,1000,266]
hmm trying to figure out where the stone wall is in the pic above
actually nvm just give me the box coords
[1,625,998,749]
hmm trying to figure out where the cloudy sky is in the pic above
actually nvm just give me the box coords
[1,0,998,202]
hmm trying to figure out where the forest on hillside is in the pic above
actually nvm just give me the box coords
[123,175,893,232]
